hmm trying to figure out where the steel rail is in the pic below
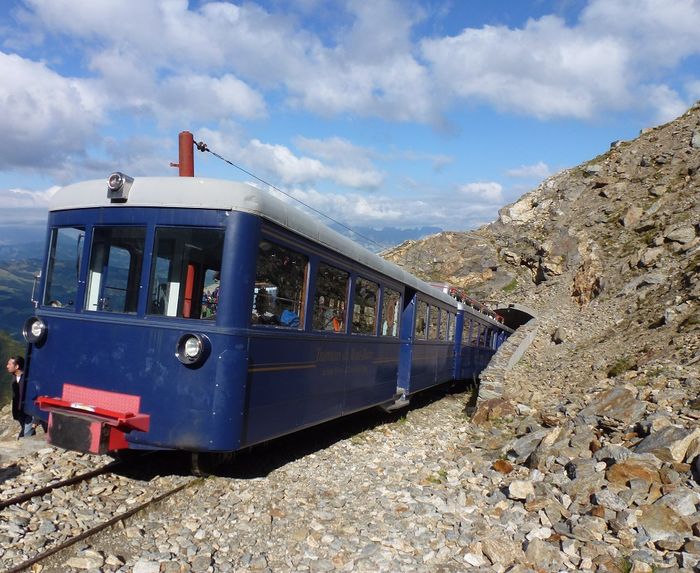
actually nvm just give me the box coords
[0,461,122,511]
[4,477,201,573]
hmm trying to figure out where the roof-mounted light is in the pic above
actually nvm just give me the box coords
[107,172,134,203]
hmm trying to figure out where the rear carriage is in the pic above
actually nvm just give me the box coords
[22,173,511,457]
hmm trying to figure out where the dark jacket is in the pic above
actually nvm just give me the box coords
[11,372,30,424]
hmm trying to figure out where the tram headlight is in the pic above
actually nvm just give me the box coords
[23,317,47,344]
[175,333,210,366]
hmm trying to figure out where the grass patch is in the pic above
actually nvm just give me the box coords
[502,278,518,294]
[607,357,635,378]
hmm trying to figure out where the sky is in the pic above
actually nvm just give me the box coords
[1,0,700,237]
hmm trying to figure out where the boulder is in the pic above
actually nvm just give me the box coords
[578,387,647,425]
[606,459,661,487]
[634,426,700,463]
[638,504,692,542]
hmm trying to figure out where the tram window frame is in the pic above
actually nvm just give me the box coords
[427,305,439,340]
[251,239,308,329]
[85,226,146,314]
[351,277,379,336]
[43,226,85,309]
[414,299,428,340]
[380,287,401,337]
[447,312,456,342]
[146,227,225,320]
[312,262,349,333]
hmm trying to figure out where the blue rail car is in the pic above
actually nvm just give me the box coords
[20,173,512,457]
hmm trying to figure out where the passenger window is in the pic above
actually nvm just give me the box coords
[470,321,480,345]
[147,227,224,319]
[252,240,308,328]
[477,324,486,346]
[44,226,84,308]
[352,277,379,335]
[313,263,349,333]
[381,288,401,337]
[439,309,448,341]
[414,299,428,340]
[448,313,456,342]
[86,226,146,314]
[428,305,439,340]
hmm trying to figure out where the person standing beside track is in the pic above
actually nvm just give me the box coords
[6,355,35,439]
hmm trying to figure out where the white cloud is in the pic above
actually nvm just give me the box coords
[644,84,692,124]
[158,74,266,123]
[457,182,504,203]
[268,185,499,230]
[0,185,60,208]
[580,0,700,68]
[506,161,552,179]
[421,16,631,120]
[17,0,700,130]
[0,52,102,170]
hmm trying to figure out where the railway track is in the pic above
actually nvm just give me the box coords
[0,460,121,511]
[0,455,199,572]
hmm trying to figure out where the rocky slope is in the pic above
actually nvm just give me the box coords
[379,103,700,570]
[383,102,700,395]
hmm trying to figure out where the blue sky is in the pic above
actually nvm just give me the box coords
[1,0,699,234]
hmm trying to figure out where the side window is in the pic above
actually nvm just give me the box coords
[352,277,379,335]
[252,240,308,328]
[86,226,146,314]
[470,321,480,345]
[448,313,456,342]
[313,263,349,333]
[439,308,448,341]
[381,288,401,337]
[44,226,84,308]
[428,305,439,340]
[414,299,427,340]
[147,227,224,319]
[477,324,486,346]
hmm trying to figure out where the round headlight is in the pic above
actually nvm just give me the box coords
[23,316,47,344]
[176,333,210,366]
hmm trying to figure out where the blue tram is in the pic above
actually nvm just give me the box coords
[21,172,512,457]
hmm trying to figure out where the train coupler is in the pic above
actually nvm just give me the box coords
[36,384,150,455]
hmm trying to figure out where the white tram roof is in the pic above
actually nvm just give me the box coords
[50,176,500,322]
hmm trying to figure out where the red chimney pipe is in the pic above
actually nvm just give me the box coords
[178,131,194,177]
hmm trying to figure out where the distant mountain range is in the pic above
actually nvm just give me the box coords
[329,225,443,252]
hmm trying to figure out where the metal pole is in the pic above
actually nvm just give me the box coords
[178,131,194,177]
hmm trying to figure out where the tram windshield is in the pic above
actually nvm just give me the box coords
[85,226,146,313]
[148,227,224,319]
